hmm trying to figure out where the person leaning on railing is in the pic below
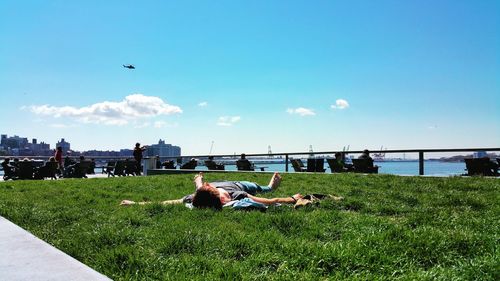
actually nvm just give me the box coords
[133,142,147,175]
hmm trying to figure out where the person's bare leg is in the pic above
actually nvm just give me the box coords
[268,172,282,191]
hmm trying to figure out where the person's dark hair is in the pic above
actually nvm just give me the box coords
[57,147,62,151]
[240,153,246,159]
[335,152,342,158]
[192,184,222,210]
[208,156,214,160]
[79,155,85,161]
[363,149,369,154]
[135,142,140,147]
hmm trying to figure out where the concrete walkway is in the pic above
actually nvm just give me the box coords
[0,216,111,281]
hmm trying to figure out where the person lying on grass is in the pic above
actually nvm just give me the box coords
[120,172,303,210]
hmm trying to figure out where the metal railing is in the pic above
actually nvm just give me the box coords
[147,147,500,175]
[2,147,499,175]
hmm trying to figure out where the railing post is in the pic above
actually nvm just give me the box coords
[143,157,156,176]
[285,154,289,172]
[419,151,424,175]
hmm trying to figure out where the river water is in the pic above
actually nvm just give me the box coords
[197,161,466,176]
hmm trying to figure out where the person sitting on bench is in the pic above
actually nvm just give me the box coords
[2,158,17,180]
[205,156,225,170]
[330,152,350,172]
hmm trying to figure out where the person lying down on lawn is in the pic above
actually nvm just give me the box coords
[120,172,304,210]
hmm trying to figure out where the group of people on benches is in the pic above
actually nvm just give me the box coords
[154,154,264,171]
[1,152,96,181]
[292,149,379,174]
[329,149,379,173]
[1,157,55,180]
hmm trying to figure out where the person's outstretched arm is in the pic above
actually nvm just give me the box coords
[120,198,184,206]
[247,193,302,205]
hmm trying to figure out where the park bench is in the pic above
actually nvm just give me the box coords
[204,160,225,170]
[236,159,266,171]
[306,158,326,173]
[291,159,307,172]
[352,158,379,174]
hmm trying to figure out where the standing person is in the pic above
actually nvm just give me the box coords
[54,147,63,175]
[133,142,147,175]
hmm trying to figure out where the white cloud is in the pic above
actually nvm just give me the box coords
[330,99,349,110]
[157,121,179,128]
[286,107,316,116]
[217,116,241,126]
[133,122,151,128]
[154,121,166,128]
[198,101,208,107]
[27,94,182,125]
[49,123,77,128]
[427,125,438,130]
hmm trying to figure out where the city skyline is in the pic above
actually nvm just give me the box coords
[0,133,181,156]
[1,1,499,155]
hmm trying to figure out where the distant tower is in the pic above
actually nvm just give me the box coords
[268,145,272,157]
[56,138,71,153]
[309,145,314,158]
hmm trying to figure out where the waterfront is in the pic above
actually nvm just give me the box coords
[0,160,467,178]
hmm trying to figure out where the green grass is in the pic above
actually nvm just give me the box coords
[0,173,499,280]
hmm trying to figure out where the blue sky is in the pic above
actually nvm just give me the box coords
[1,0,499,155]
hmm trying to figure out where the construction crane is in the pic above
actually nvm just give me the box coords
[208,141,214,155]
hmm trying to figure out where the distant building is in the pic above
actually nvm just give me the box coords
[0,134,182,159]
[30,138,50,150]
[0,134,51,156]
[0,135,28,149]
[119,149,134,157]
[83,150,122,157]
[145,139,181,158]
[56,138,71,153]
[473,151,488,158]
[29,139,51,156]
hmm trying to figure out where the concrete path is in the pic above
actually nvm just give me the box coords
[0,216,111,281]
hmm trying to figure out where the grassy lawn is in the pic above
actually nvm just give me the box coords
[0,173,498,280]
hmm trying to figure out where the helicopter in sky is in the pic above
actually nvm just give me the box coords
[123,64,135,69]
